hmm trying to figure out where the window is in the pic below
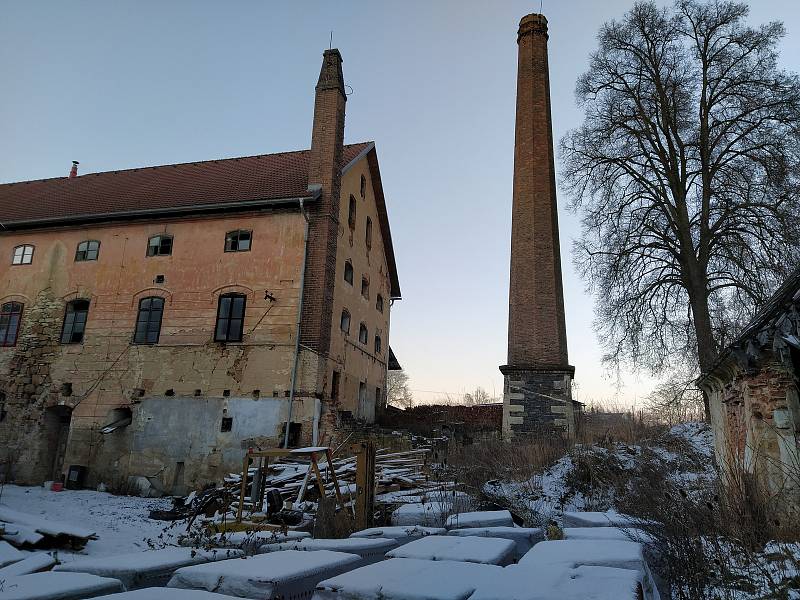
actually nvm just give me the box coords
[376,386,382,406]
[331,370,341,400]
[374,335,382,355]
[12,245,34,265]
[361,276,370,299]
[376,294,384,313]
[133,297,164,344]
[0,302,23,347]
[348,195,356,229]
[360,174,367,198]
[225,230,252,252]
[220,417,233,432]
[365,217,372,250]
[344,261,354,285]
[358,323,368,345]
[75,240,100,262]
[61,299,90,344]
[215,294,246,342]
[147,235,173,257]
[340,309,351,334]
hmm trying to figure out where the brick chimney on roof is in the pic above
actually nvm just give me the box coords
[69,161,79,178]
[500,14,576,439]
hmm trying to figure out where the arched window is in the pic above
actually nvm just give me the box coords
[360,174,367,198]
[215,294,246,342]
[340,309,351,334]
[0,302,23,347]
[225,230,252,252]
[348,195,356,229]
[376,294,384,313]
[365,217,373,250]
[374,335,382,355]
[361,276,370,299]
[344,260,354,285]
[147,234,173,257]
[133,297,164,344]
[75,240,100,262]
[12,245,34,265]
[61,299,90,344]
[358,322,368,345]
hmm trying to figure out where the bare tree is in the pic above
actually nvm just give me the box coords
[462,387,491,406]
[387,369,414,409]
[561,0,800,418]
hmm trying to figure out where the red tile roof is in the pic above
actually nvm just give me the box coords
[0,143,371,226]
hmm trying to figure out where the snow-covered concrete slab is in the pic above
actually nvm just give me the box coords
[519,540,660,600]
[386,535,515,565]
[445,510,514,529]
[0,539,24,568]
[168,549,362,599]
[0,571,123,599]
[53,547,242,590]
[313,557,502,600]
[469,564,644,600]
[93,588,241,599]
[563,527,653,543]
[349,525,445,547]
[447,526,543,560]
[259,537,396,565]
[213,529,310,553]
[0,552,57,577]
[562,510,637,528]
[0,505,96,540]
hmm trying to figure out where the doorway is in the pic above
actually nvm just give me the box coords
[43,405,72,481]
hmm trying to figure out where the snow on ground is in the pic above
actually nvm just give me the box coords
[0,485,178,560]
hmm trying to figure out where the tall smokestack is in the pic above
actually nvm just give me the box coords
[69,160,79,178]
[500,14,576,439]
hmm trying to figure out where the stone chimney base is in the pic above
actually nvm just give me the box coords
[500,365,577,439]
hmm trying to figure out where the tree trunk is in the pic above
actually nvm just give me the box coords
[688,281,716,422]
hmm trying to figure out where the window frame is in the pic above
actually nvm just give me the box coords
[0,301,23,347]
[11,245,34,265]
[360,174,367,198]
[358,322,368,345]
[361,276,370,299]
[344,260,354,285]
[340,309,351,334]
[214,293,247,343]
[365,217,373,250]
[146,235,173,257]
[133,297,165,345]
[75,240,101,262]
[61,299,90,344]
[374,334,382,355]
[376,294,384,313]
[224,229,252,253]
[348,195,357,230]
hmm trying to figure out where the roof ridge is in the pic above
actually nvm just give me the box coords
[0,141,372,187]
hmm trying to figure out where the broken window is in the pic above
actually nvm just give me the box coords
[361,276,370,299]
[340,309,351,334]
[374,335,382,355]
[220,416,233,432]
[225,230,252,252]
[366,217,373,250]
[331,370,341,400]
[360,174,367,198]
[75,240,100,261]
[359,323,368,345]
[215,294,246,342]
[134,297,164,344]
[147,234,173,257]
[348,195,356,229]
[0,302,23,347]
[376,294,384,313]
[12,244,34,265]
[344,260,354,285]
[61,299,89,344]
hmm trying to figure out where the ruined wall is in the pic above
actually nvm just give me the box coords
[0,209,312,485]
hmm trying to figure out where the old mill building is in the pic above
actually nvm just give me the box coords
[0,49,401,491]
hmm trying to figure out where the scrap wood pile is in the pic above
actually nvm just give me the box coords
[0,506,96,551]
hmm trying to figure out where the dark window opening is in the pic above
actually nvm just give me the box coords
[215,294,246,342]
[223,389,231,397]
[272,390,279,397]
[360,174,367,198]
[366,217,372,250]
[154,274,165,284]
[281,422,301,448]
[194,389,202,397]
[252,389,260,398]
[225,230,252,252]
[75,240,100,262]
[344,261,354,285]
[12,245,34,265]
[361,276,370,299]
[0,302,23,347]
[376,294,384,313]
[0,391,5,422]
[61,299,89,344]
[331,370,341,400]
[340,310,351,334]
[61,382,73,397]
[221,416,233,432]
[376,386,382,405]
[374,335,382,355]
[348,195,356,229]
[133,297,164,345]
[165,389,175,396]
[147,235,173,257]
[358,323,368,345]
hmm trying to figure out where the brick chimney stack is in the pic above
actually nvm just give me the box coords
[500,14,576,438]
[301,49,347,356]
[69,161,79,178]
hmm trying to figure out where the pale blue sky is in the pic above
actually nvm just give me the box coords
[1,1,797,406]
